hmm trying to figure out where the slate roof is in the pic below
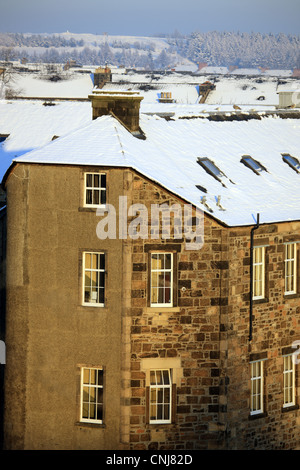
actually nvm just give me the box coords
[9,111,300,227]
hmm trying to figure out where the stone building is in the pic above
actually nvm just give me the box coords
[1,92,300,450]
[93,66,112,89]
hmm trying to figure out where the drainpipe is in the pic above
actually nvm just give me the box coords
[249,213,260,342]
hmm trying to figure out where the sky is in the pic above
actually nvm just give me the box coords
[0,0,299,37]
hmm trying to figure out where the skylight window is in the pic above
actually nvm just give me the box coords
[240,155,266,175]
[195,184,207,193]
[282,154,300,173]
[197,158,226,185]
[0,135,9,143]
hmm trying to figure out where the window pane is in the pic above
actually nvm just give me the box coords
[97,403,103,421]
[82,402,89,419]
[100,254,105,270]
[83,368,90,384]
[90,369,97,385]
[94,174,99,187]
[165,254,172,269]
[101,174,106,188]
[89,404,95,419]
[157,388,163,403]
[164,404,170,420]
[97,387,103,403]
[150,370,156,385]
[98,287,105,304]
[86,174,93,187]
[100,189,106,205]
[163,370,170,385]
[151,253,160,270]
[85,253,91,269]
[156,370,162,385]
[97,369,103,386]
[150,404,156,421]
[93,189,100,205]
[157,287,164,304]
[83,386,89,401]
[151,271,158,288]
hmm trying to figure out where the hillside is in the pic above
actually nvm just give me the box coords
[0,30,299,70]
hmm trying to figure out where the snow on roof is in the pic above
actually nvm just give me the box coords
[0,100,91,150]
[10,112,300,228]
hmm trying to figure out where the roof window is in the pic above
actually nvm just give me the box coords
[0,134,9,143]
[197,158,227,185]
[282,154,300,173]
[195,184,207,193]
[240,155,266,175]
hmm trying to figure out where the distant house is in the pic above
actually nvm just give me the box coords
[277,89,300,108]
[93,66,112,89]
[158,91,174,103]
[1,91,300,450]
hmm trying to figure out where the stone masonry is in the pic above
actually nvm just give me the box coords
[121,169,300,450]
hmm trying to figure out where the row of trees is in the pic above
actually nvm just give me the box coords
[0,31,299,70]
[0,33,85,48]
[170,31,300,69]
[0,44,171,70]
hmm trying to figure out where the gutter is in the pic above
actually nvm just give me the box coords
[249,213,260,342]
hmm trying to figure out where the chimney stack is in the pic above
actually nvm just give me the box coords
[89,90,144,135]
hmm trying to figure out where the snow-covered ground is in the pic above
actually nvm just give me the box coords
[4,65,300,106]
[1,65,300,200]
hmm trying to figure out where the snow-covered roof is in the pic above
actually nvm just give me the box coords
[8,111,300,228]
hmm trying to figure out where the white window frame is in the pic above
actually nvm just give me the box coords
[84,172,106,208]
[82,252,105,307]
[250,360,264,415]
[285,242,297,295]
[253,246,265,300]
[283,354,296,408]
[149,369,172,424]
[150,253,173,307]
[80,367,104,424]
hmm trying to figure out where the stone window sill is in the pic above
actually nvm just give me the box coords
[283,293,300,300]
[253,298,268,305]
[248,412,267,421]
[145,307,181,313]
[75,421,106,429]
[281,404,299,413]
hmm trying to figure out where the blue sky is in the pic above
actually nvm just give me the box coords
[0,0,299,36]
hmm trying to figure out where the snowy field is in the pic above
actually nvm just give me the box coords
[0,63,300,189]
[4,64,300,105]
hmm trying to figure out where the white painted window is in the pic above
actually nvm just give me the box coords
[83,252,105,306]
[84,173,106,207]
[149,369,172,424]
[250,360,264,415]
[150,253,173,307]
[80,367,104,424]
[253,246,265,299]
[285,243,297,295]
[283,355,295,408]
